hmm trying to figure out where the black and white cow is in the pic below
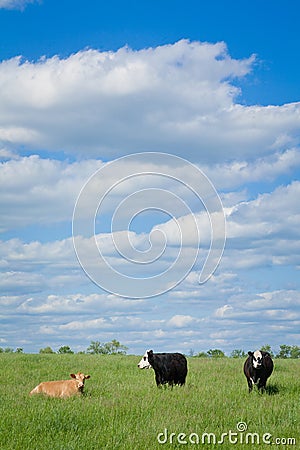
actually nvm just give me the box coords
[141,350,187,387]
[243,350,274,392]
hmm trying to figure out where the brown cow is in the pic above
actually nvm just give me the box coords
[29,372,90,398]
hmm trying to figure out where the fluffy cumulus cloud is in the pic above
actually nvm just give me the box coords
[1,39,300,354]
[0,40,299,162]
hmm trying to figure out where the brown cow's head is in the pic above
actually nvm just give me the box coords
[70,372,91,389]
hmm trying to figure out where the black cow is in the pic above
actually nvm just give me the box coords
[243,350,274,392]
[147,350,187,387]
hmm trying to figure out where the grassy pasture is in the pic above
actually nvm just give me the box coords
[0,354,299,449]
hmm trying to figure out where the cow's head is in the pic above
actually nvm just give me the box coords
[138,350,152,369]
[70,372,91,389]
[248,350,263,369]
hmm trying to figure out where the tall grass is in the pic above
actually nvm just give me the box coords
[0,354,299,449]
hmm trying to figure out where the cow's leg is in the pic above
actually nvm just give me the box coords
[247,378,253,393]
[155,372,162,386]
[257,378,266,392]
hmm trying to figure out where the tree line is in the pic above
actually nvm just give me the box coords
[39,339,129,355]
[1,342,300,358]
[0,339,128,355]
[190,344,300,359]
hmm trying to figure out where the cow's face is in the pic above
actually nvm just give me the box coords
[70,372,91,389]
[138,350,152,369]
[248,350,263,369]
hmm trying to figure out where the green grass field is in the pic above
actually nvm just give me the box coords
[0,354,299,449]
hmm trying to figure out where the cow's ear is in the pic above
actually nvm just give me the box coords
[70,373,76,378]
[148,350,153,357]
[248,351,253,357]
[85,375,91,379]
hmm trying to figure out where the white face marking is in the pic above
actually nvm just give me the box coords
[138,350,152,369]
[253,350,262,368]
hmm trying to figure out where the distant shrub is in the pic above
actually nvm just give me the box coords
[57,345,74,354]
[87,339,128,355]
[15,348,23,353]
[4,347,14,353]
[230,349,246,358]
[207,349,226,358]
[195,352,209,358]
[39,346,55,354]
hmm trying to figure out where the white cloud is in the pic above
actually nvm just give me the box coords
[215,304,233,318]
[246,290,300,310]
[167,314,196,328]
[0,147,19,160]
[0,155,103,231]
[201,148,300,190]
[0,40,298,162]
[17,292,144,315]
[227,181,300,241]
[0,270,46,294]
[0,237,75,267]
[213,290,300,330]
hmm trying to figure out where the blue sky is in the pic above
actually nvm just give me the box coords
[1,0,300,354]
